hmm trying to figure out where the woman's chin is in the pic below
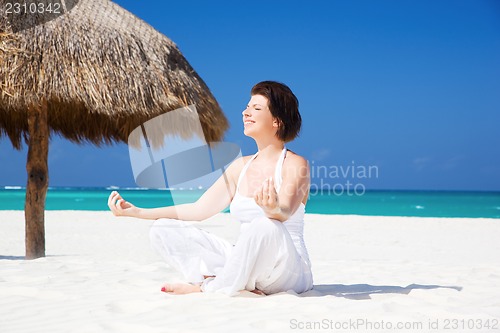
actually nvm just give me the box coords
[243,128,254,138]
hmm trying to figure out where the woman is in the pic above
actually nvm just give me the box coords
[108,81,313,296]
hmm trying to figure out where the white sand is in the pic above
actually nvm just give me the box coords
[1,211,499,333]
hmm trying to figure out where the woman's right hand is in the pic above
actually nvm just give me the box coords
[108,191,139,217]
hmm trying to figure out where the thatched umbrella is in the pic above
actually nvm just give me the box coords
[0,0,229,259]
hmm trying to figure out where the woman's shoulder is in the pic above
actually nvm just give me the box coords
[284,150,309,175]
[285,150,309,167]
[225,154,253,178]
[232,154,254,167]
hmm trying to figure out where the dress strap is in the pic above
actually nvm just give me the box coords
[274,147,287,192]
[236,152,259,190]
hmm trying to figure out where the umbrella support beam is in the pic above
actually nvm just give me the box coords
[25,100,49,259]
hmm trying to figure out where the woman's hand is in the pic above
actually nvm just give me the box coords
[254,177,282,216]
[108,191,140,217]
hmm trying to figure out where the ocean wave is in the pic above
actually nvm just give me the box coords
[3,186,24,190]
[105,186,174,191]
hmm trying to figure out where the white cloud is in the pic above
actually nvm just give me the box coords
[311,148,331,161]
[440,154,466,170]
[412,156,432,171]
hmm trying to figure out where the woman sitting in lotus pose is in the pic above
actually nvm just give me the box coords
[108,81,313,296]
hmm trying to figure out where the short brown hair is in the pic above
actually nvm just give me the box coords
[251,81,301,142]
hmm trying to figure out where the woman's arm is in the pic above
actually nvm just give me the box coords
[254,154,310,222]
[108,157,245,221]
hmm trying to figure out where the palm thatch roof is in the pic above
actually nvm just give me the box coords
[0,0,228,149]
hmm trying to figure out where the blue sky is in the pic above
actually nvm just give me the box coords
[1,0,499,191]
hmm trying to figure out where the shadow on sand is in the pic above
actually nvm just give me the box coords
[0,255,74,261]
[300,283,463,300]
[0,255,25,260]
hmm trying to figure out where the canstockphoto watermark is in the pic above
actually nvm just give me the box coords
[289,317,499,331]
[309,160,379,196]
[290,318,423,330]
[4,0,80,33]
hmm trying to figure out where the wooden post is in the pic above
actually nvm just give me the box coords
[25,100,49,259]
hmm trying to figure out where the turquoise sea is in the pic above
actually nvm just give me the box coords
[1,187,499,218]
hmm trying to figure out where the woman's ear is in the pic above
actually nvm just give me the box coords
[273,118,280,128]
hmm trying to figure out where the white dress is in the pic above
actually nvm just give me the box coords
[149,147,313,296]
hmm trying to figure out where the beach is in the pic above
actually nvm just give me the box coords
[1,211,499,333]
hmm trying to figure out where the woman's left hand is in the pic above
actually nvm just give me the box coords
[254,177,281,215]
[108,191,140,217]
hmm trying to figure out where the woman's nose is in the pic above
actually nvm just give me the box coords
[242,107,250,116]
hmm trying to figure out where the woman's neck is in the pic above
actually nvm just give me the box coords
[255,142,285,159]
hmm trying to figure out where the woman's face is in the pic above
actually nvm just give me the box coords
[242,94,278,139]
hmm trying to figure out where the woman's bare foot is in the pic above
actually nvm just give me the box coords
[160,283,201,295]
[250,289,266,296]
